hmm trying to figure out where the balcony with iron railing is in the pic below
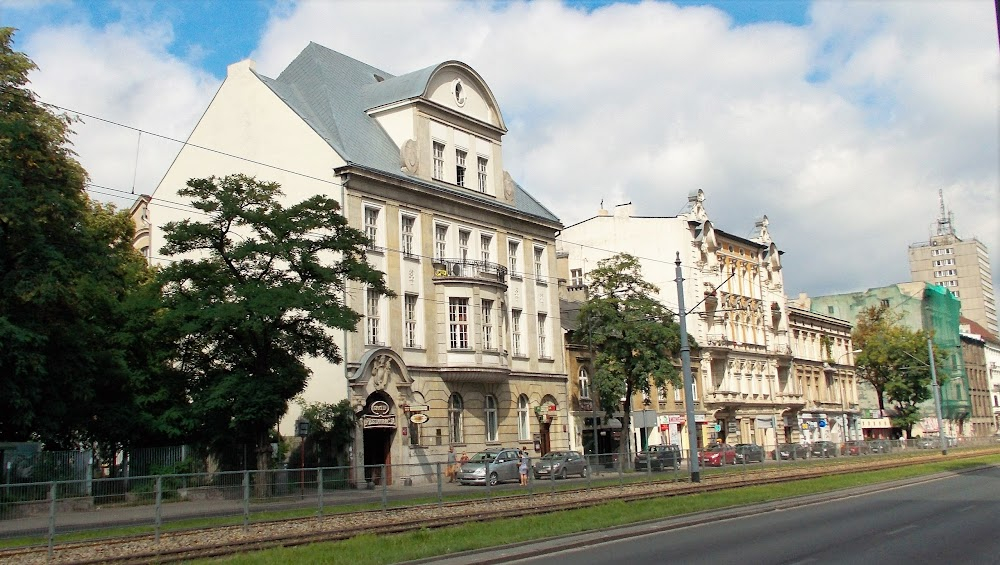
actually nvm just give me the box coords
[432,258,508,286]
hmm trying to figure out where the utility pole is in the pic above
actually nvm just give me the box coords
[928,337,947,455]
[675,253,700,483]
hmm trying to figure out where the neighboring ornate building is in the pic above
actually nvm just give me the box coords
[908,191,997,335]
[138,43,567,485]
[786,305,860,444]
[556,191,791,454]
[128,194,151,261]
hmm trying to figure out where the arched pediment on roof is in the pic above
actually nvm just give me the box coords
[424,62,506,131]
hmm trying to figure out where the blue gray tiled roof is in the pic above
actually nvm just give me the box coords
[254,42,559,224]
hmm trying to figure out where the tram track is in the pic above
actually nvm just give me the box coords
[2,449,996,564]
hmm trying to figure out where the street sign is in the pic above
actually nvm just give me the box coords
[818,420,827,428]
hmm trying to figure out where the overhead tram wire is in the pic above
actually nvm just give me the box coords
[50,97,716,277]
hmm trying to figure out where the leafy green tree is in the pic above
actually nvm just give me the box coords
[853,305,946,437]
[575,254,683,467]
[0,28,152,447]
[155,174,390,476]
[297,399,355,468]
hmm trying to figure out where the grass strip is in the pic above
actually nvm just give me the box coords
[208,454,1000,564]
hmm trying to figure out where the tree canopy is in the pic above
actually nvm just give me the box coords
[0,27,153,447]
[154,174,391,472]
[853,304,946,437]
[574,253,683,466]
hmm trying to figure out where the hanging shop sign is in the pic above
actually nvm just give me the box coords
[363,400,397,429]
[409,413,428,424]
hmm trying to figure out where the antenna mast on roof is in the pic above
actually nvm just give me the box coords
[935,189,957,237]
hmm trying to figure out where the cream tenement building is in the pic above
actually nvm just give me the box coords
[557,191,857,454]
[139,43,568,485]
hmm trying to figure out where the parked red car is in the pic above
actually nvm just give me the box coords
[700,443,737,466]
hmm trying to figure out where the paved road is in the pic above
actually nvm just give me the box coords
[428,465,1000,565]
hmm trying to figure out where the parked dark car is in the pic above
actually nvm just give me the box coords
[810,441,838,458]
[734,443,765,463]
[457,448,522,486]
[533,450,588,479]
[701,443,737,467]
[772,443,809,460]
[634,444,681,471]
[869,439,892,454]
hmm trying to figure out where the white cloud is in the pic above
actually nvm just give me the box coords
[11,0,998,300]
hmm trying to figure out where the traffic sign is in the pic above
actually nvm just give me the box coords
[818,420,827,428]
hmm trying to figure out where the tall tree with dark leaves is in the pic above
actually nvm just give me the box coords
[575,253,684,467]
[155,174,390,477]
[0,28,150,447]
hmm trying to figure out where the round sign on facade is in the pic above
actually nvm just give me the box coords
[819,420,827,428]
[801,423,809,430]
[409,413,428,424]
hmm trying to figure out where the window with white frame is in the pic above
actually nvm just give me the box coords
[366,288,381,345]
[477,156,488,193]
[517,394,530,440]
[484,395,498,442]
[456,150,467,187]
[674,385,682,402]
[570,268,583,287]
[480,234,492,263]
[692,379,697,400]
[404,294,418,348]
[658,385,666,401]
[482,299,494,350]
[533,246,544,279]
[433,142,445,180]
[579,368,590,399]
[512,309,523,356]
[459,229,470,262]
[449,297,470,349]
[449,393,463,443]
[435,224,448,261]
[364,206,380,250]
[508,240,520,275]
[537,313,547,358]
[400,215,415,258]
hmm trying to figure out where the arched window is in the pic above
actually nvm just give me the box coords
[517,394,530,441]
[449,393,464,443]
[578,367,591,400]
[484,395,498,442]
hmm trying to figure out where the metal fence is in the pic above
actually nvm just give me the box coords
[1,438,996,551]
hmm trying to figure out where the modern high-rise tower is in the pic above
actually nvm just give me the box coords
[908,191,997,335]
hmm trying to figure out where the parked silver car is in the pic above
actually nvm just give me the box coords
[457,448,523,486]
[533,450,588,479]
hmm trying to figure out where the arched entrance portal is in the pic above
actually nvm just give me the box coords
[361,391,396,485]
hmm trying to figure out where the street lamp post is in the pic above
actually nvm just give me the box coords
[674,253,700,483]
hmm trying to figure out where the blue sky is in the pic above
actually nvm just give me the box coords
[1,0,997,300]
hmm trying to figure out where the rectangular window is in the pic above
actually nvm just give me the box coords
[364,207,379,250]
[482,299,494,350]
[401,215,415,258]
[449,298,470,349]
[512,309,522,356]
[674,386,682,402]
[366,289,381,345]
[459,229,470,262]
[433,142,445,180]
[435,225,448,261]
[455,150,467,187]
[880,299,890,308]
[508,240,519,275]
[404,294,418,348]
[570,268,583,287]
[477,156,488,193]
[537,313,547,358]
[480,234,492,263]
[534,246,544,278]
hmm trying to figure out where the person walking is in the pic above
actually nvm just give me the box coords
[519,449,530,486]
[446,447,456,483]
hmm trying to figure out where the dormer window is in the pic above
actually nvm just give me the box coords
[456,150,467,187]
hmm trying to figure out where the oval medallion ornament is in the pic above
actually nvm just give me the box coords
[371,400,391,416]
[409,413,428,424]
